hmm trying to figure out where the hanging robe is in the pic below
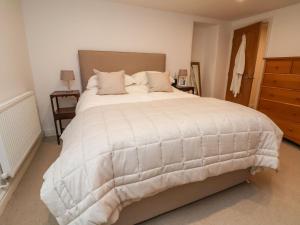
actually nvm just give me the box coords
[230,34,246,97]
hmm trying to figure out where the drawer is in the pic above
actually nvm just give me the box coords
[262,73,300,90]
[292,59,300,74]
[271,117,300,145]
[260,86,300,105]
[258,99,300,122]
[265,60,292,74]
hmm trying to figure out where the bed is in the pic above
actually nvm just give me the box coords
[41,51,283,225]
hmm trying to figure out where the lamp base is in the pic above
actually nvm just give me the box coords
[67,81,72,91]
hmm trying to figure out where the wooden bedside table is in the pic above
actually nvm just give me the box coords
[50,90,80,144]
[175,85,195,94]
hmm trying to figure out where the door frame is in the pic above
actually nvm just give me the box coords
[225,22,267,106]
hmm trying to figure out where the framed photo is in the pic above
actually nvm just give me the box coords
[178,75,187,86]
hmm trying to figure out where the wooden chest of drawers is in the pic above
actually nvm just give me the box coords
[258,57,300,145]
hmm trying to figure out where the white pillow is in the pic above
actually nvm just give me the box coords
[169,75,175,84]
[86,75,98,90]
[125,84,149,94]
[132,71,148,85]
[97,70,127,95]
[147,71,173,92]
[93,69,135,86]
[132,71,175,85]
[86,69,136,89]
[124,75,136,86]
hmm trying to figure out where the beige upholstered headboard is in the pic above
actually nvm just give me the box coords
[78,50,166,90]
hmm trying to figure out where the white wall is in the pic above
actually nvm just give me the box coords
[0,0,33,103]
[191,23,219,97]
[232,3,300,58]
[191,25,205,63]
[191,24,208,95]
[213,23,232,99]
[190,2,300,100]
[220,3,300,100]
[0,0,34,203]
[21,0,223,135]
[20,0,299,134]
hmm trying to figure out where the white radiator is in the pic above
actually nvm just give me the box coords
[0,91,41,178]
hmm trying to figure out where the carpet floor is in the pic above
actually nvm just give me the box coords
[0,138,299,225]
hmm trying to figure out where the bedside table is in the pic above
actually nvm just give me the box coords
[50,90,80,144]
[175,85,195,94]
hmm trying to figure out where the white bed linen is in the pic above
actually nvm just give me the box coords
[41,89,282,225]
[76,86,195,114]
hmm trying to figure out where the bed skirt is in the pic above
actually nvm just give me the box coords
[114,169,250,225]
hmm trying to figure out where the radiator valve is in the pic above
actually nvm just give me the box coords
[1,173,9,180]
[0,182,9,190]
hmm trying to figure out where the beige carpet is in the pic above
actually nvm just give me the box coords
[0,138,299,225]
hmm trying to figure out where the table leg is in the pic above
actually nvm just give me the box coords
[54,120,60,145]
[59,119,63,135]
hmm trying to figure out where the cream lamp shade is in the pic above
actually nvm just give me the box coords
[178,69,188,76]
[60,70,75,90]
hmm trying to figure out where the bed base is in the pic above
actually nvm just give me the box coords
[114,169,250,225]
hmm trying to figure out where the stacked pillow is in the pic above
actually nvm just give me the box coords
[146,71,173,92]
[86,69,174,95]
[86,69,135,90]
[96,70,127,95]
[132,71,175,86]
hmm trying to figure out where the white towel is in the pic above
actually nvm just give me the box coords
[230,34,246,97]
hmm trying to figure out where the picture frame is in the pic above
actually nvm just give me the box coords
[178,75,187,86]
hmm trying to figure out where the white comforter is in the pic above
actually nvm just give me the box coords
[41,90,282,225]
[76,87,196,113]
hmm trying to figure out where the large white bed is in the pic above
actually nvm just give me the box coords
[41,51,282,225]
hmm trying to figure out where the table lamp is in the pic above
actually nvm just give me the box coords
[60,70,75,90]
[178,69,188,86]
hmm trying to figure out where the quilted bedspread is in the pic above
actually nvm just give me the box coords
[41,97,282,225]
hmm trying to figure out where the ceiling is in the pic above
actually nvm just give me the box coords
[110,0,300,20]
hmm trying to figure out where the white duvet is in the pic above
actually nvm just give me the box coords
[41,88,282,225]
[76,87,196,114]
